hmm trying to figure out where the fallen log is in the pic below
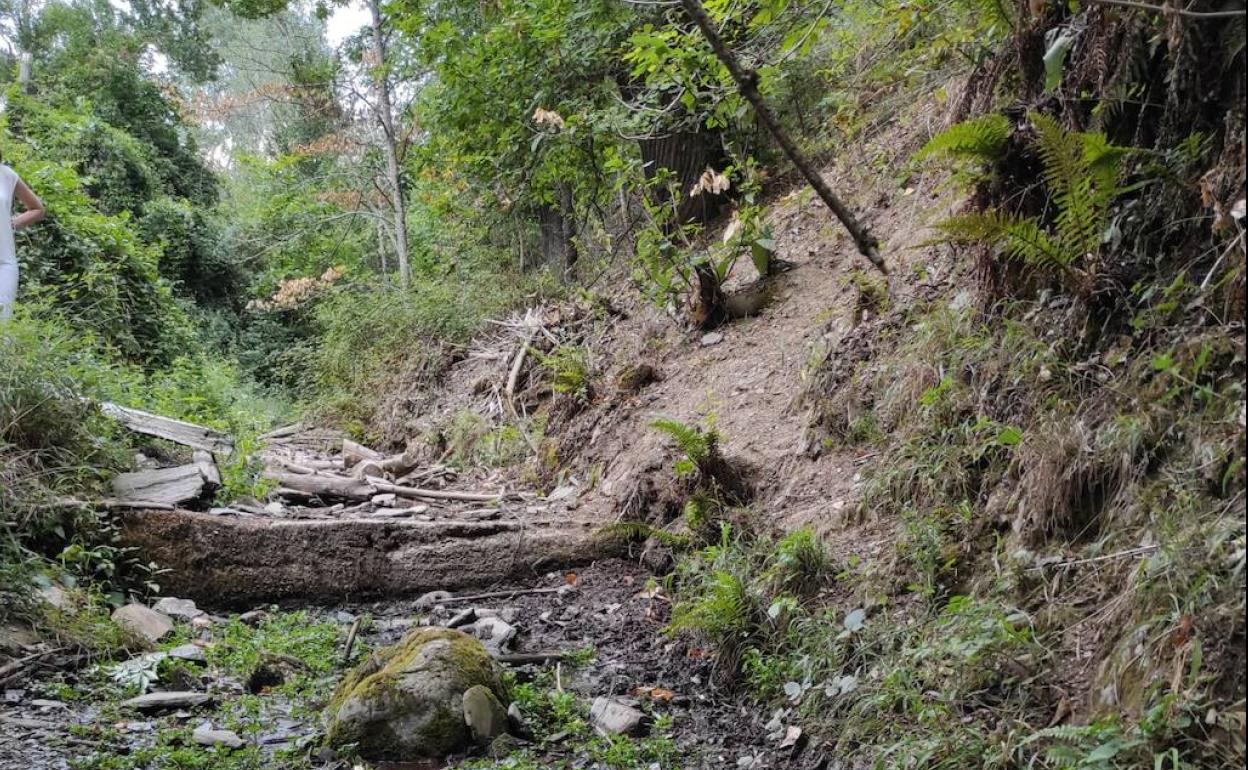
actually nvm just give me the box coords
[100,402,233,455]
[342,439,383,468]
[367,478,507,503]
[258,423,304,442]
[112,464,213,506]
[266,471,376,501]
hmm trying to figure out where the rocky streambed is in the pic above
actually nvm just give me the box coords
[1,560,819,770]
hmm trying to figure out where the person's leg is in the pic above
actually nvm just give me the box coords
[0,260,17,319]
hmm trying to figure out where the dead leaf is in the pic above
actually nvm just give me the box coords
[779,725,802,749]
[564,572,578,585]
[687,647,710,659]
[631,686,676,703]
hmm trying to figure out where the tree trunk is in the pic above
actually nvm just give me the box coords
[367,0,411,289]
[637,130,729,226]
[536,182,579,277]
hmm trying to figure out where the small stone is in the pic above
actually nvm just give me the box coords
[238,610,267,626]
[371,493,397,506]
[462,684,509,746]
[112,604,174,643]
[167,644,207,663]
[38,586,71,610]
[122,691,214,712]
[264,501,285,515]
[590,697,648,736]
[700,331,724,346]
[507,702,532,739]
[190,616,215,630]
[193,722,245,749]
[465,616,516,655]
[414,590,453,609]
[153,597,204,621]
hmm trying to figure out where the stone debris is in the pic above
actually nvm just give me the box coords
[192,722,245,748]
[590,696,648,736]
[152,597,204,621]
[464,616,517,655]
[121,691,214,712]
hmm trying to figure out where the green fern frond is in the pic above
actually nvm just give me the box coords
[934,210,1016,244]
[935,211,1071,270]
[999,217,1072,270]
[651,417,716,463]
[916,114,1011,164]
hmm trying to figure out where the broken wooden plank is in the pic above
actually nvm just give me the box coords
[193,450,221,487]
[112,464,211,506]
[100,403,233,455]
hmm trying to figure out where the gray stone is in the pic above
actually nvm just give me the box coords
[122,691,214,712]
[462,684,509,746]
[700,331,724,346]
[153,597,204,621]
[112,604,174,643]
[167,644,207,663]
[324,628,507,759]
[465,616,516,655]
[193,722,245,749]
[590,697,648,736]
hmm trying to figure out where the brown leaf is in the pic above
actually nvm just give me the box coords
[631,686,676,703]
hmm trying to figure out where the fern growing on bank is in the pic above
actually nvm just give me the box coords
[650,416,719,475]
[921,112,1130,282]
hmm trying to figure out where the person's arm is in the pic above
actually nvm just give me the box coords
[12,179,45,230]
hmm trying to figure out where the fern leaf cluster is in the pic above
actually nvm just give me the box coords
[650,416,718,464]
[916,114,1010,165]
[925,111,1130,277]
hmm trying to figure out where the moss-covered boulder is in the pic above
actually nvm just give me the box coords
[324,627,506,759]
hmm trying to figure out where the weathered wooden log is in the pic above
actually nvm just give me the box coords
[100,403,233,454]
[265,471,376,501]
[258,423,304,442]
[352,460,385,480]
[367,478,507,503]
[112,464,212,506]
[342,439,383,468]
[378,451,420,477]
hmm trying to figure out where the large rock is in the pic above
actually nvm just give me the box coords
[112,604,174,643]
[324,628,507,759]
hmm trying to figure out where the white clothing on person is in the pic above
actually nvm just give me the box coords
[0,164,22,319]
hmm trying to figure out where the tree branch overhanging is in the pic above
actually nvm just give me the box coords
[677,0,888,275]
